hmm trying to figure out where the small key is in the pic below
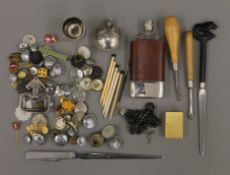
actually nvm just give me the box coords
[11,121,21,146]
[145,127,155,144]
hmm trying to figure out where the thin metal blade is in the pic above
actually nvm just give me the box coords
[188,88,193,119]
[77,152,164,159]
[198,88,207,156]
[174,70,181,101]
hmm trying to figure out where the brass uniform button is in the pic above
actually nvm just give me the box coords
[90,79,103,91]
[79,77,91,91]
[89,133,104,147]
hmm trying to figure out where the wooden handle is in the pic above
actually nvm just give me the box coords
[164,16,180,64]
[185,32,194,81]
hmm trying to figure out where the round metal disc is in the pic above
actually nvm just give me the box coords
[89,133,104,147]
[79,77,91,91]
[71,85,86,102]
[77,136,87,146]
[44,56,56,69]
[74,102,88,114]
[54,134,68,146]
[54,117,66,130]
[109,136,122,150]
[31,133,45,145]
[69,68,84,83]
[83,114,97,129]
[29,67,38,76]
[101,125,116,139]
[90,79,103,91]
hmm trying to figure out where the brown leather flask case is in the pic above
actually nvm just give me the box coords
[130,39,165,81]
[130,38,165,98]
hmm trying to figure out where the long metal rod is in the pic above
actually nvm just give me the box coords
[173,64,181,101]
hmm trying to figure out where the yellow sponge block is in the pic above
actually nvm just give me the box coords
[165,112,183,139]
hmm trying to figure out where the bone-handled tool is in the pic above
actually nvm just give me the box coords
[193,21,218,156]
[185,32,194,119]
[164,16,181,100]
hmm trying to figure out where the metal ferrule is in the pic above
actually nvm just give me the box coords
[188,80,193,88]
[200,82,206,89]
[173,63,178,71]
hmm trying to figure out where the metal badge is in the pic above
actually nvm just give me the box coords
[109,136,122,150]
[69,68,84,83]
[44,56,56,69]
[62,17,85,39]
[79,77,91,91]
[74,102,88,114]
[90,79,103,91]
[89,133,104,147]
[54,117,66,131]
[32,113,48,125]
[83,114,97,129]
[81,64,93,77]
[101,125,116,139]
[54,134,68,146]
[22,34,37,46]
[77,136,87,146]
[77,46,91,59]
[31,133,45,145]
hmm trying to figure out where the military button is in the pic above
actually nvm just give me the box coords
[44,56,56,69]
[83,114,97,129]
[71,85,86,102]
[90,79,103,91]
[29,67,38,76]
[74,102,88,114]
[77,46,91,59]
[54,117,66,130]
[79,77,91,91]
[68,136,78,145]
[8,73,17,83]
[21,51,30,62]
[24,134,32,144]
[30,51,43,65]
[81,64,93,76]
[54,134,68,146]
[31,113,48,125]
[77,136,87,146]
[18,42,29,52]
[31,133,45,145]
[51,63,64,77]
[69,68,84,83]
[85,58,95,66]
[109,136,122,150]
[23,34,37,46]
[101,125,116,139]
[89,133,104,147]
[71,55,85,68]
[89,66,103,79]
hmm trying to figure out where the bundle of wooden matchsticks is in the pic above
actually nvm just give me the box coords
[100,54,124,121]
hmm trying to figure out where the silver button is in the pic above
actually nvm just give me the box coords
[31,133,45,145]
[22,34,37,46]
[71,85,86,102]
[44,56,56,69]
[24,134,32,144]
[74,102,88,114]
[81,64,93,76]
[51,63,64,77]
[77,46,91,59]
[30,67,38,76]
[69,68,84,83]
[109,136,122,150]
[90,79,104,91]
[54,134,68,146]
[101,125,116,139]
[83,114,97,129]
[77,136,87,146]
[79,77,91,91]
[54,117,66,131]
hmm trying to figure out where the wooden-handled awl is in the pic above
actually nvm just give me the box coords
[164,16,181,100]
[185,32,194,119]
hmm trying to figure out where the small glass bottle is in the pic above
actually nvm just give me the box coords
[130,19,165,98]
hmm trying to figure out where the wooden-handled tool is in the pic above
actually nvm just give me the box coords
[164,16,181,100]
[185,32,194,119]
